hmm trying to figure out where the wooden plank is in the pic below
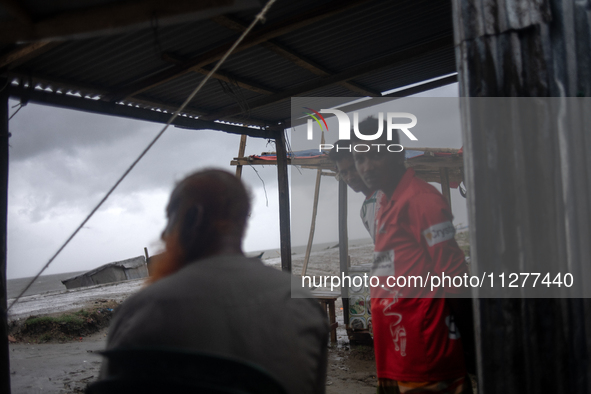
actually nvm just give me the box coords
[231,156,461,170]
[105,0,374,101]
[275,130,291,272]
[312,290,341,298]
[230,156,335,167]
[211,15,381,97]
[200,36,453,121]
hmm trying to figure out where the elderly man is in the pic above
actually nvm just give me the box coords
[352,117,473,394]
[100,169,329,394]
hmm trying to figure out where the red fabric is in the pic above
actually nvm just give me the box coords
[371,168,467,382]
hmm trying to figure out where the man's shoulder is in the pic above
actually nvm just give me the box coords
[397,176,447,207]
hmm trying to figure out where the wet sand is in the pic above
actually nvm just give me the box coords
[9,331,107,394]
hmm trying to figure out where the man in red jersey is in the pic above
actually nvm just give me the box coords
[352,117,473,394]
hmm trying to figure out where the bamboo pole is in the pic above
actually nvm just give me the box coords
[301,167,322,277]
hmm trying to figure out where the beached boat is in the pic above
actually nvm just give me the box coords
[61,256,148,290]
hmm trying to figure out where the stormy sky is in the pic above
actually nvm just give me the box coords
[7,83,465,279]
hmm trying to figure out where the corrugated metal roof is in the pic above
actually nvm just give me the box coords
[2,0,457,133]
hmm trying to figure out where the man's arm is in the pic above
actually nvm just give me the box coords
[409,192,476,373]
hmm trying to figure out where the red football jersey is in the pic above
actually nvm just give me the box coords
[371,169,467,381]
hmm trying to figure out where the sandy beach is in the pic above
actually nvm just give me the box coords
[7,240,379,393]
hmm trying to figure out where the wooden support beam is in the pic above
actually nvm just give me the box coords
[338,179,350,326]
[235,135,248,178]
[230,157,463,183]
[0,85,11,394]
[211,15,380,97]
[162,52,276,95]
[275,130,292,272]
[0,41,61,70]
[231,156,336,168]
[0,0,247,43]
[105,0,374,101]
[201,35,453,121]
[439,167,451,210]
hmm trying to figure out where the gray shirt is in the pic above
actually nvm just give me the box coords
[102,254,329,394]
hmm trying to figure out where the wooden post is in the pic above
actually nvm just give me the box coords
[0,86,11,394]
[439,167,451,212]
[235,135,247,179]
[301,168,322,276]
[338,179,349,325]
[328,299,337,344]
[275,130,291,272]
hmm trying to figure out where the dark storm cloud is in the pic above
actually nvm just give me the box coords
[8,101,146,161]
[8,100,278,224]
